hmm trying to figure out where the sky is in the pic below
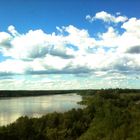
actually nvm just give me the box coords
[0,0,140,90]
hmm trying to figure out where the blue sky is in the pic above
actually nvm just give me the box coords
[0,0,140,89]
[1,0,140,33]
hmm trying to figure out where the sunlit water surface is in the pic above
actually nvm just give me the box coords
[0,93,84,126]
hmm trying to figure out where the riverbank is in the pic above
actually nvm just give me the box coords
[0,89,140,98]
[0,90,78,98]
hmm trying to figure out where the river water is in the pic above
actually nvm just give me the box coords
[0,93,84,126]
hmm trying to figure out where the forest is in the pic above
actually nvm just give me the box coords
[0,89,139,97]
[0,89,140,140]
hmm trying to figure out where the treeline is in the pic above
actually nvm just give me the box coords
[0,89,140,98]
[78,88,140,95]
[0,90,75,98]
[0,90,140,139]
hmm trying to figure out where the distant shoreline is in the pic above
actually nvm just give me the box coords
[0,89,140,98]
[0,89,89,98]
[0,90,78,98]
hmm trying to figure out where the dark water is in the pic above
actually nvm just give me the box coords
[0,93,84,126]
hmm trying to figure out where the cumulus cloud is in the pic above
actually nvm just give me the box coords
[86,11,128,23]
[8,25,20,36]
[96,27,120,48]
[0,59,30,75]
[126,46,140,54]
[1,27,78,60]
[0,32,12,50]
[115,17,140,54]
[0,25,98,61]
[0,11,140,89]
[121,17,140,32]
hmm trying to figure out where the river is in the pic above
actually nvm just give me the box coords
[0,93,84,126]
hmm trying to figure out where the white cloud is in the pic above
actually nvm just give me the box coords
[86,11,128,23]
[0,32,12,51]
[97,27,120,48]
[121,17,140,32]
[0,22,139,77]
[0,25,98,60]
[85,15,93,22]
[2,27,77,60]
[0,11,140,89]
[0,32,11,43]
[8,25,20,36]
[116,18,140,53]
[0,59,30,74]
